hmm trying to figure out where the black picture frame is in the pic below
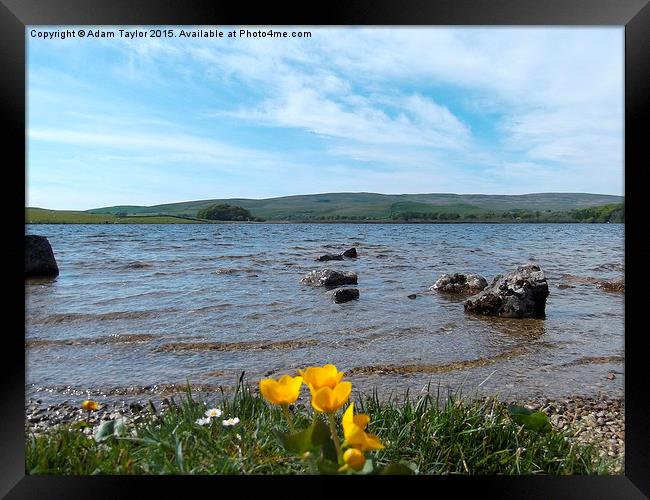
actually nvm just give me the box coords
[3,0,649,497]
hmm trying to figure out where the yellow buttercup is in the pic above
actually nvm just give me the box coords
[259,375,303,405]
[299,364,345,391]
[342,403,384,451]
[309,381,352,413]
[81,400,99,411]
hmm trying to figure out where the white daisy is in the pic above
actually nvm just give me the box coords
[195,417,211,426]
[222,417,240,427]
[205,408,223,418]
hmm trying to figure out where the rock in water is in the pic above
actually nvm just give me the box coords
[316,254,344,262]
[342,247,357,258]
[301,269,358,287]
[331,288,360,303]
[431,273,488,294]
[596,280,625,293]
[464,264,549,318]
[25,235,59,278]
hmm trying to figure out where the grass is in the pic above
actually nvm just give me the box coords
[26,208,207,224]
[26,381,614,475]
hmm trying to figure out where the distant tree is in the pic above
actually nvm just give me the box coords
[196,204,254,221]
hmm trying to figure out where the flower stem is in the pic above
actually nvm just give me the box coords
[282,404,296,432]
[328,413,342,460]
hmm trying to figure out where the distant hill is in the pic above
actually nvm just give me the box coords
[85,192,624,221]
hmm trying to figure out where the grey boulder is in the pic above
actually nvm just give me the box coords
[431,273,488,294]
[464,264,549,318]
[301,269,358,287]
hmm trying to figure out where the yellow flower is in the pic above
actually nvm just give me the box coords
[309,381,352,413]
[81,400,99,411]
[341,448,366,471]
[299,364,345,391]
[342,403,384,451]
[259,375,303,405]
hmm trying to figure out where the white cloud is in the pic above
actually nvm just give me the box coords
[27,26,624,207]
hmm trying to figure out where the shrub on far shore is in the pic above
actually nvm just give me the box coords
[196,204,254,221]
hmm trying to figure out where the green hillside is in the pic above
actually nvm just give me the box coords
[86,192,623,221]
[26,208,208,224]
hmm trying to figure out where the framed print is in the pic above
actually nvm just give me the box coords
[3,0,649,497]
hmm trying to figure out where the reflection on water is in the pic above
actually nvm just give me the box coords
[25,223,624,404]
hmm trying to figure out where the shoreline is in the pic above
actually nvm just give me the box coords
[25,391,624,472]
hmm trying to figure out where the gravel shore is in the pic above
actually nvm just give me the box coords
[506,394,625,473]
[25,392,624,474]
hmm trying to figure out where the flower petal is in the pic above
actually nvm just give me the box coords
[363,433,385,451]
[311,386,334,413]
[259,378,280,404]
[353,414,370,430]
[332,381,352,408]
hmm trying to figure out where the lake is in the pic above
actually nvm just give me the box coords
[25,223,624,405]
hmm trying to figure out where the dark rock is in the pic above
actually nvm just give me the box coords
[342,247,357,258]
[464,264,549,318]
[431,273,488,294]
[301,269,358,287]
[316,254,344,262]
[331,288,360,303]
[25,235,59,278]
[407,294,417,299]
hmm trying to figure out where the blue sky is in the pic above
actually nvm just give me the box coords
[27,27,623,210]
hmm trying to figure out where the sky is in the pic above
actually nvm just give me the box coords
[27,27,624,210]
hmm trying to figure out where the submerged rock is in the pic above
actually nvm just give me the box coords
[464,264,549,318]
[301,269,358,287]
[431,273,488,294]
[342,247,357,258]
[330,288,360,303]
[407,294,417,299]
[596,280,625,293]
[25,235,59,278]
[316,254,344,262]
[559,274,624,293]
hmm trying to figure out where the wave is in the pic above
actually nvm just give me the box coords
[592,263,624,272]
[26,333,157,348]
[152,338,318,353]
[214,267,261,276]
[122,261,153,269]
[189,303,234,313]
[347,345,530,375]
[29,382,230,397]
[31,309,179,325]
[561,355,624,367]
